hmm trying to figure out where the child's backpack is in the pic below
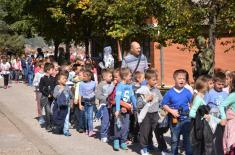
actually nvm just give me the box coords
[107,86,116,106]
[55,91,68,107]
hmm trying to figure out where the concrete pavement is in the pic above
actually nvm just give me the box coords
[0,82,164,155]
[0,110,40,155]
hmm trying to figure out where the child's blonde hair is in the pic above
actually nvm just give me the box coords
[120,68,131,80]
[195,76,208,93]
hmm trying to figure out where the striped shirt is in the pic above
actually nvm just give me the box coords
[121,53,148,73]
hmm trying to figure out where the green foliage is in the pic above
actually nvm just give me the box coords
[0,0,35,36]
[84,0,148,40]
[146,0,235,47]
[0,21,25,54]
[0,0,234,57]
[0,1,26,54]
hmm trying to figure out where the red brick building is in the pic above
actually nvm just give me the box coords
[150,37,235,85]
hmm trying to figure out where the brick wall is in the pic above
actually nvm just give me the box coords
[150,37,235,86]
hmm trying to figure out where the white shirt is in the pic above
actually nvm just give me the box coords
[0,62,11,74]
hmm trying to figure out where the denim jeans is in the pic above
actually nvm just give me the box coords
[100,105,110,138]
[74,106,84,130]
[84,103,94,132]
[23,68,28,81]
[63,106,70,134]
[40,95,52,128]
[28,73,34,86]
[114,113,130,144]
[170,118,192,155]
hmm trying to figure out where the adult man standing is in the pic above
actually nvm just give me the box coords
[122,41,148,73]
[121,41,148,144]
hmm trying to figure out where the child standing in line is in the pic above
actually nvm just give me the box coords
[133,71,147,91]
[113,68,137,151]
[204,71,229,155]
[79,70,96,137]
[136,69,163,155]
[0,57,11,89]
[13,57,22,82]
[39,63,56,131]
[219,71,235,155]
[223,70,232,94]
[96,69,114,143]
[205,75,214,90]
[161,69,193,155]
[73,65,85,133]
[53,70,73,136]
[189,76,214,155]
[108,69,121,139]
[33,60,45,125]
[27,55,34,86]
[129,71,147,143]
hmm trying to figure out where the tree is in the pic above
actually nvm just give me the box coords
[0,1,25,54]
[83,0,149,60]
[146,0,235,78]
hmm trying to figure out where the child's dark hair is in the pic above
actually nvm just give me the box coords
[56,70,69,81]
[49,55,55,63]
[230,71,235,93]
[120,68,131,80]
[173,69,187,79]
[72,64,80,71]
[213,71,226,83]
[37,60,44,68]
[44,62,54,72]
[83,70,93,80]
[145,69,158,80]
[101,69,113,79]
[85,64,93,72]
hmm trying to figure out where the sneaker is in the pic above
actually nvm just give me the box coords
[85,130,89,135]
[140,148,149,155]
[46,126,53,132]
[120,143,127,150]
[78,129,84,133]
[64,132,72,137]
[38,116,45,125]
[147,145,155,151]
[88,131,96,137]
[161,149,171,155]
[101,137,108,143]
[113,140,120,151]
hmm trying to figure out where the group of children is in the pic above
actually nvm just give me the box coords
[30,55,235,155]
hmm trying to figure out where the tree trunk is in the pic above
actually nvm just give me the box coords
[54,41,60,62]
[208,2,218,75]
[85,39,89,58]
[65,42,71,63]
[88,39,92,58]
[117,40,122,62]
[117,39,123,68]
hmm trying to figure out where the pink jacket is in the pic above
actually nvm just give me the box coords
[223,109,235,154]
[14,61,22,70]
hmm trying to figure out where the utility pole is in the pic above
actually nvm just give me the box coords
[160,44,164,87]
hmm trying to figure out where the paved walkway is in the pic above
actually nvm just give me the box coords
[0,83,164,155]
[0,110,40,155]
